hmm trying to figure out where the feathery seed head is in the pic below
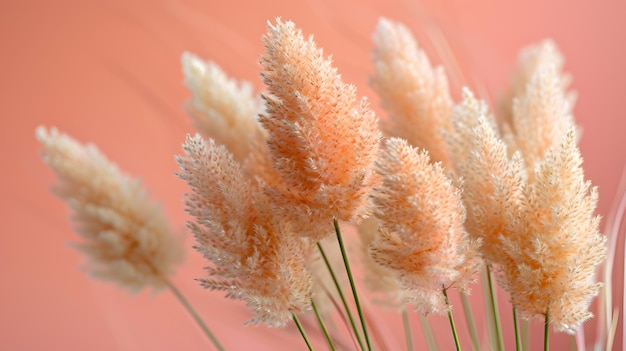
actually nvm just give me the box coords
[508,64,577,176]
[447,90,525,265]
[177,134,312,327]
[370,18,454,168]
[182,52,264,162]
[36,126,184,291]
[500,39,571,126]
[370,138,482,314]
[500,129,606,333]
[259,19,380,240]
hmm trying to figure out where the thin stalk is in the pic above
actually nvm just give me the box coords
[311,299,336,351]
[574,327,585,351]
[481,268,497,350]
[419,314,439,351]
[486,266,504,351]
[513,307,522,351]
[334,219,372,351]
[460,293,480,351]
[402,307,414,351]
[443,288,461,351]
[164,279,225,351]
[522,319,530,351]
[317,242,366,350]
[319,283,360,351]
[293,313,314,351]
[363,303,391,351]
[544,313,550,351]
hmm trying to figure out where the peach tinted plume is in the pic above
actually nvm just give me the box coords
[259,19,380,240]
[176,134,312,327]
[370,18,454,169]
[370,138,482,314]
[36,126,184,292]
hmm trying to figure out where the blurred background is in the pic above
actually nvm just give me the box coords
[2,0,625,349]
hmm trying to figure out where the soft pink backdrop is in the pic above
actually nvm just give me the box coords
[2,0,625,350]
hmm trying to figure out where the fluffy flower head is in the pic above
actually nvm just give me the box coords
[36,126,183,291]
[370,138,482,314]
[259,19,380,240]
[176,135,312,327]
[370,18,454,168]
[182,52,264,162]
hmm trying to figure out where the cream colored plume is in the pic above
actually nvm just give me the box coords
[36,126,184,291]
[182,52,264,162]
[259,19,380,240]
[177,134,312,327]
[500,130,606,333]
[370,18,454,169]
[501,40,578,176]
[370,138,482,314]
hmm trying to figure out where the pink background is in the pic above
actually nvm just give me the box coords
[2,0,625,349]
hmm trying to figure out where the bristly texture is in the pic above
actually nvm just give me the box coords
[370,138,482,314]
[503,44,577,177]
[370,18,454,169]
[446,89,525,266]
[358,217,412,309]
[448,88,605,332]
[499,130,606,333]
[259,19,380,241]
[499,39,573,128]
[182,52,264,162]
[36,126,184,291]
[176,134,312,327]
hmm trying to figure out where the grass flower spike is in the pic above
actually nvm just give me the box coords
[177,134,312,327]
[259,19,380,240]
[505,46,577,175]
[36,127,184,291]
[500,40,572,128]
[370,138,482,314]
[447,89,525,267]
[500,130,606,333]
[182,52,264,162]
[370,18,454,168]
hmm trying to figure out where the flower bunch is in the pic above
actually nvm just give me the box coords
[37,16,610,351]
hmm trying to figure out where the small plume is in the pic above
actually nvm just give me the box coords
[36,126,184,291]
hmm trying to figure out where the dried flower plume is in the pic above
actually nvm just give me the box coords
[370,18,454,168]
[500,130,606,332]
[36,126,184,291]
[370,138,482,314]
[500,39,572,127]
[176,134,312,327]
[259,19,380,240]
[182,52,264,162]
[447,87,605,332]
[447,89,525,266]
[499,40,578,181]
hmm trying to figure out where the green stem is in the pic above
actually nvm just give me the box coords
[311,299,336,351]
[293,313,314,351]
[164,279,225,351]
[513,307,522,351]
[334,219,372,351]
[316,242,366,350]
[460,292,480,351]
[481,268,496,350]
[544,313,550,351]
[419,314,439,351]
[402,306,414,351]
[522,319,530,351]
[443,288,462,351]
[486,265,504,351]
